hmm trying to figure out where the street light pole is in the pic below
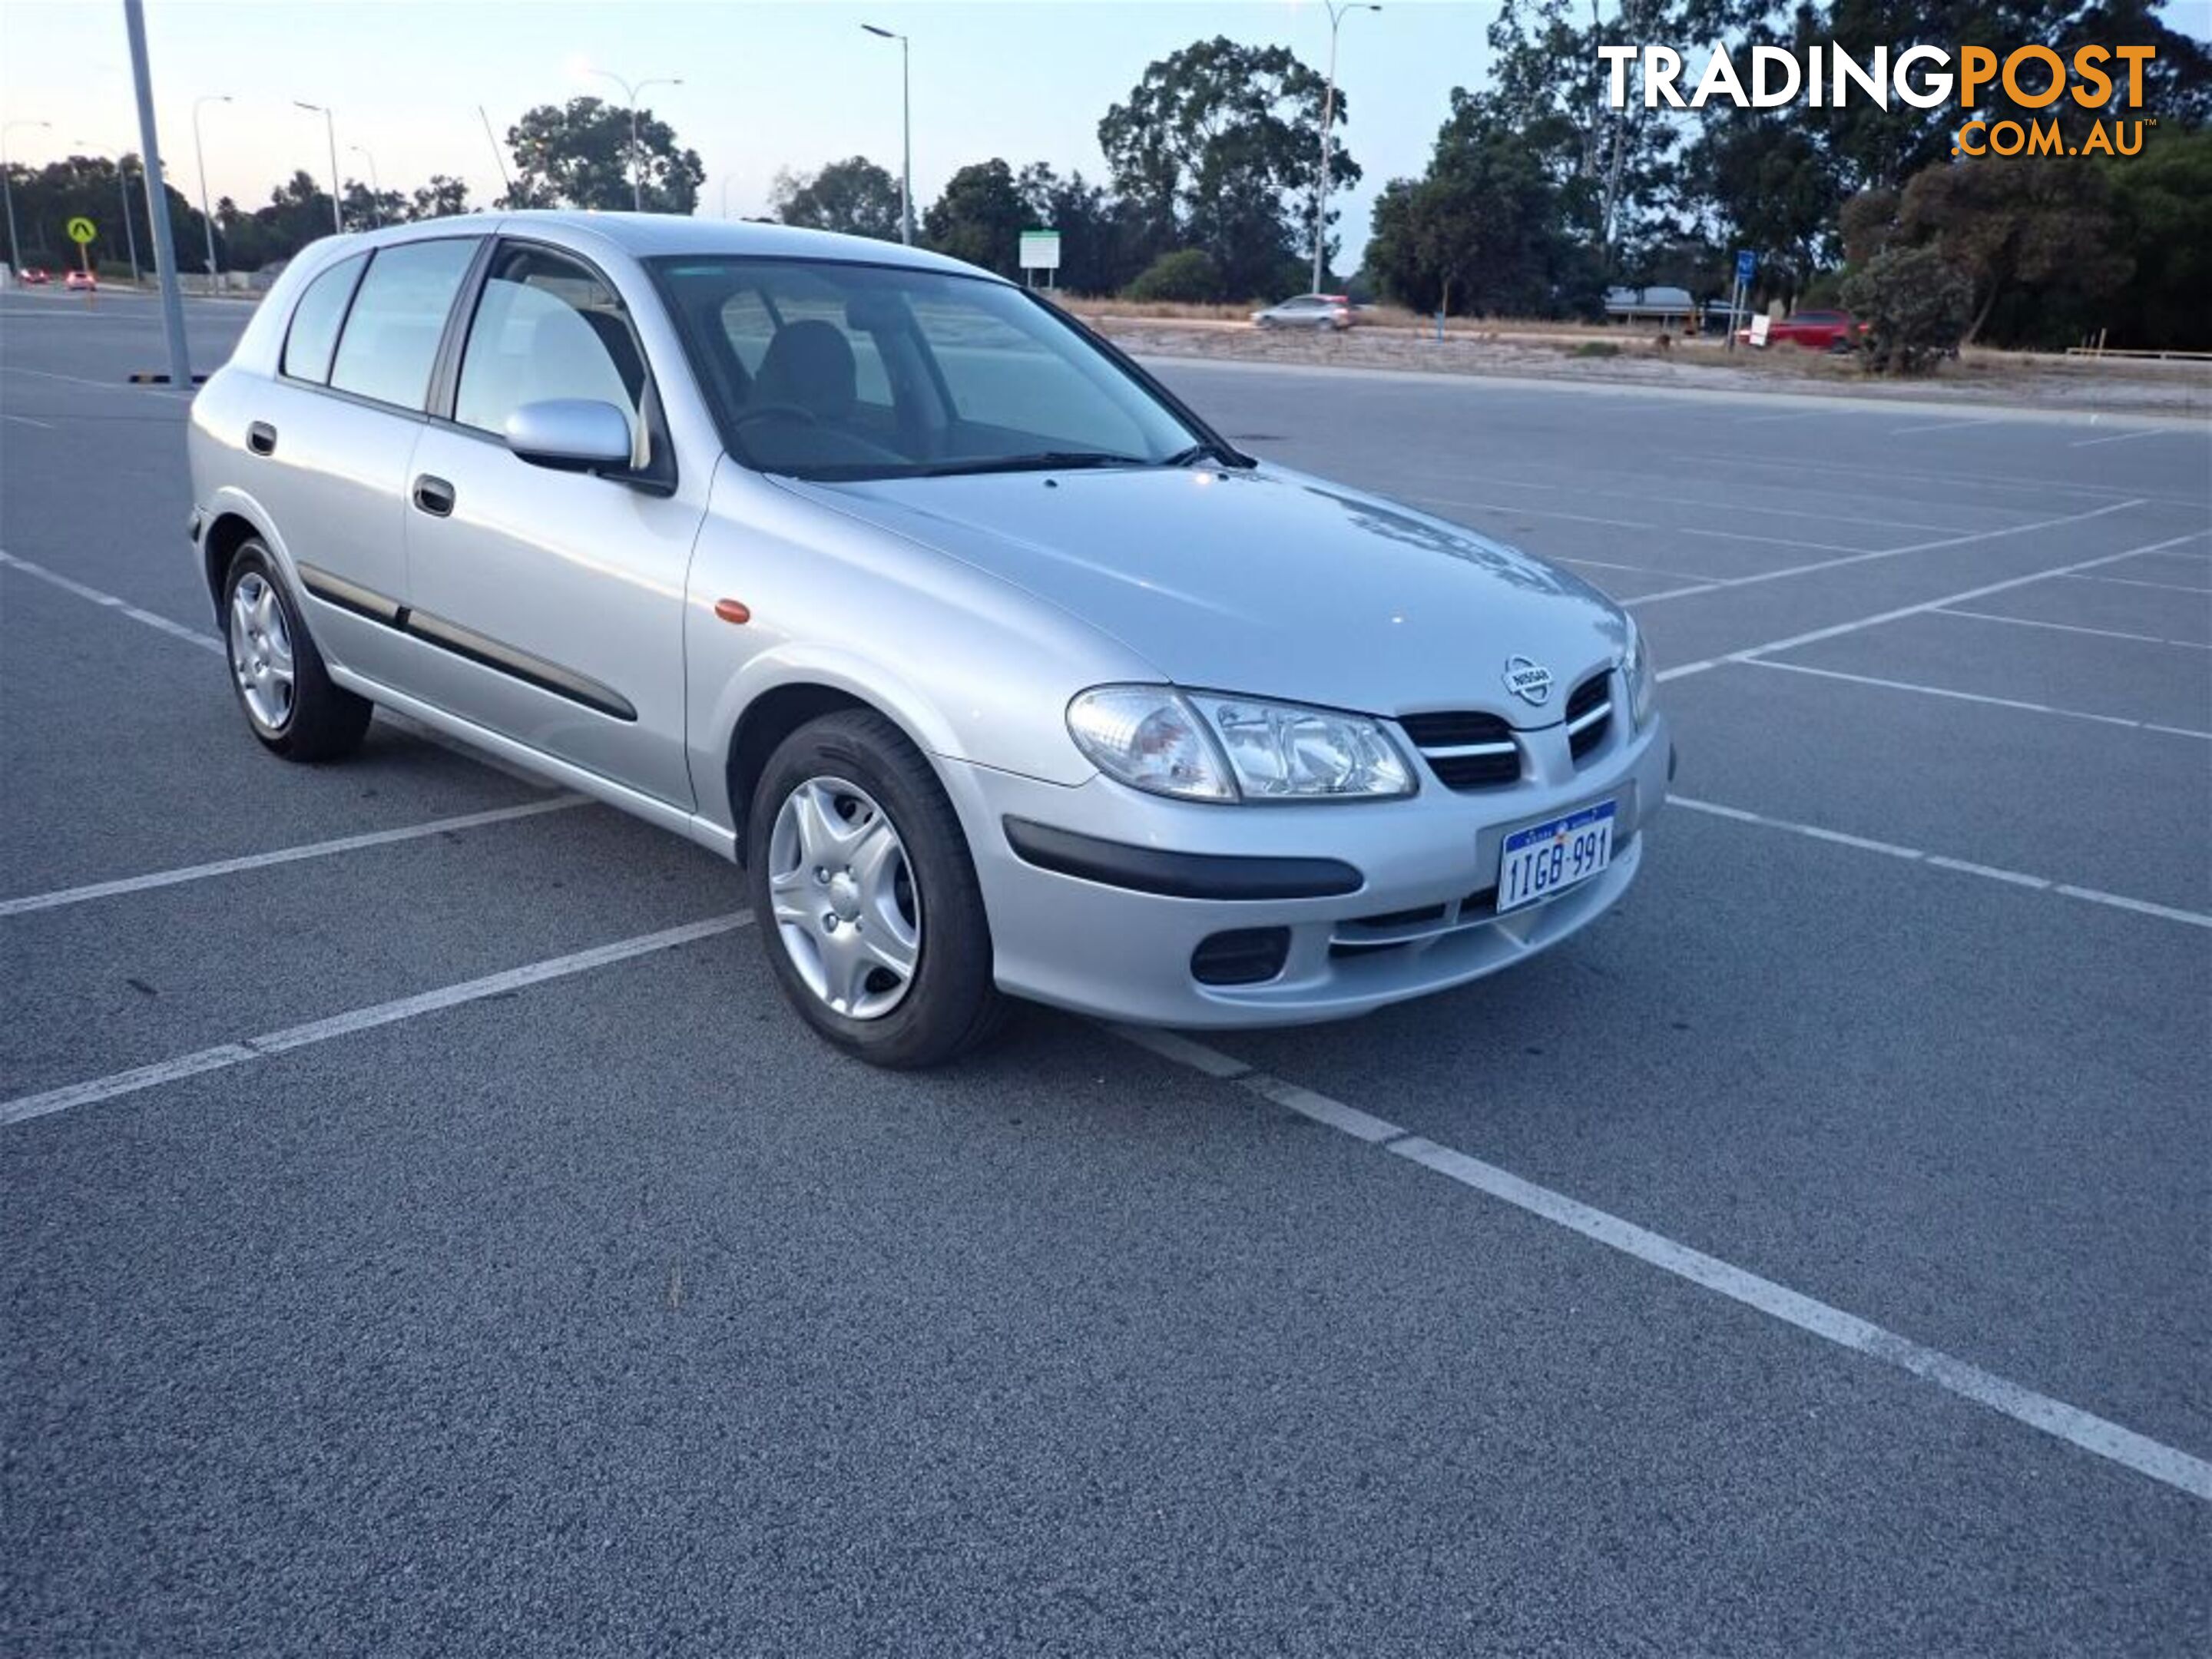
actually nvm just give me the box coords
[1311,2,1379,296]
[350,145,382,224]
[115,156,141,284]
[121,0,192,389]
[861,25,912,244]
[586,69,682,212]
[193,94,230,288]
[293,101,342,234]
[2,119,51,279]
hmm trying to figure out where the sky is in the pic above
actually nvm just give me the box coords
[0,0,1514,268]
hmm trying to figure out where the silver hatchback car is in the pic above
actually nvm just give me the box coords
[188,214,1671,1066]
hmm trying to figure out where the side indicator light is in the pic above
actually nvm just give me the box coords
[714,598,752,625]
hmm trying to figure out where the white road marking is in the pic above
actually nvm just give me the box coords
[1727,409,1829,426]
[3,412,55,429]
[1661,451,2199,510]
[1656,529,2212,684]
[1670,795,2211,928]
[1438,466,1995,536]
[0,796,591,919]
[1740,657,2212,739]
[1409,492,1656,533]
[0,915,751,1128]
[0,547,552,784]
[0,363,193,399]
[1556,555,1730,583]
[1102,1028,2212,1504]
[2058,572,2212,595]
[1627,498,2143,605]
[0,548,225,653]
[1932,608,2212,651]
[2071,427,2170,449]
[1888,416,2008,436]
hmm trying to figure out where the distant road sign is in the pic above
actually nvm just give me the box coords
[1734,248,1757,286]
[1018,229,1061,272]
[66,217,97,245]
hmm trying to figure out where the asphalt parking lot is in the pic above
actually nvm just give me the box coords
[4,289,2207,1656]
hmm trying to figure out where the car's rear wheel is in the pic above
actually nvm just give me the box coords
[221,540,371,761]
[746,710,1005,1068]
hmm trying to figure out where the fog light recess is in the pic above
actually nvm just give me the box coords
[1190,927,1291,986]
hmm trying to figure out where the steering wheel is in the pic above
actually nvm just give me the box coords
[732,403,822,429]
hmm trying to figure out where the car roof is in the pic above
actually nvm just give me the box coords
[341,210,998,281]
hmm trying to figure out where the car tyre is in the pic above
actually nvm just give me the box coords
[746,709,1006,1068]
[220,540,371,761]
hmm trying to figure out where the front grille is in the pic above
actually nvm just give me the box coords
[1399,710,1520,791]
[1565,671,1613,762]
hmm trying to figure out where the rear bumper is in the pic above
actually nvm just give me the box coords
[939,712,1672,1028]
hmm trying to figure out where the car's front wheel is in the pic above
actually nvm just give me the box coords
[221,541,371,761]
[746,710,1005,1068]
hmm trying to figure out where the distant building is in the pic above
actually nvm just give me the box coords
[1603,285,1698,329]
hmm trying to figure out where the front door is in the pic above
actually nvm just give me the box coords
[399,240,705,807]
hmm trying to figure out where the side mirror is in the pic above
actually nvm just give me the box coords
[504,399,635,472]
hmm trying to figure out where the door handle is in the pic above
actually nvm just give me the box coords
[412,475,455,518]
[247,421,276,456]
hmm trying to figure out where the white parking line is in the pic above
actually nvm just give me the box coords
[0,796,591,919]
[1932,608,2212,651]
[0,363,193,399]
[2059,572,2212,595]
[1740,658,2212,739]
[1888,416,2008,436]
[2071,427,2170,449]
[3,412,55,429]
[1100,1026,2212,1503]
[0,914,751,1128]
[1435,468,1991,536]
[0,548,225,654]
[1657,529,2212,684]
[1409,493,1655,533]
[1671,796,2211,927]
[1555,555,1730,583]
[1627,498,2142,606]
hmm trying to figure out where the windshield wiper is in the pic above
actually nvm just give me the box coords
[909,451,1153,478]
[1162,440,1252,469]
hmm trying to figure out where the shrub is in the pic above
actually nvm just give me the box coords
[1569,340,1620,358]
[1840,247,1975,376]
[1125,249,1224,304]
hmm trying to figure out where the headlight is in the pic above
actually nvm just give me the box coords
[1067,687,1414,803]
[1621,615,1657,730]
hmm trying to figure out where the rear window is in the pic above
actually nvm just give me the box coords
[281,253,367,384]
[326,240,478,411]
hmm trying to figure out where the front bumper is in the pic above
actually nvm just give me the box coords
[941,710,1672,1028]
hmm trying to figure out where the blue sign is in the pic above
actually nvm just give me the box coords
[1735,249,1757,286]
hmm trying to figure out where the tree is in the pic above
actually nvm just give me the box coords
[1841,246,1975,373]
[1016,163,1150,293]
[770,156,903,240]
[1479,0,1685,268]
[1894,154,2131,345]
[508,96,702,214]
[1098,35,1356,299]
[341,180,406,230]
[1124,249,1224,303]
[2104,128,2212,349]
[923,159,1027,276]
[410,175,472,221]
[1365,92,1598,319]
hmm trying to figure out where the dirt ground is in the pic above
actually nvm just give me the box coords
[1075,309,2211,419]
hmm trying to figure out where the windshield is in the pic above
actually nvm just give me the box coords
[649,256,1210,481]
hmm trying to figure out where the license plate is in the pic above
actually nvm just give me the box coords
[1498,800,1616,913]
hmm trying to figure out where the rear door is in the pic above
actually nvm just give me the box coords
[236,238,479,683]
[398,238,707,806]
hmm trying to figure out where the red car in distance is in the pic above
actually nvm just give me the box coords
[64,270,96,293]
[18,267,51,286]
[1739,309,1870,352]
